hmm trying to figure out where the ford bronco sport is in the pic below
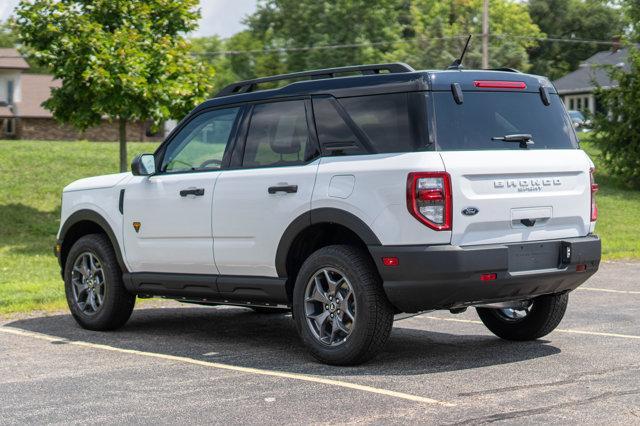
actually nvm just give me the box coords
[55,63,601,365]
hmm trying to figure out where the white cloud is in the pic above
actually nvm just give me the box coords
[0,0,258,38]
[193,0,258,38]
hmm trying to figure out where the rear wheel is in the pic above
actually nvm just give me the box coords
[64,234,135,331]
[476,293,568,341]
[293,245,394,365]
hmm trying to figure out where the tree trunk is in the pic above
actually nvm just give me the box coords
[119,117,127,172]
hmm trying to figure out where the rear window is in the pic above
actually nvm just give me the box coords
[433,92,578,151]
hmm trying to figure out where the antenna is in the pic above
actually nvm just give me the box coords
[447,35,472,70]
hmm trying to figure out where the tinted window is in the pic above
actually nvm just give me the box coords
[242,100,315,167]
[162,107,240,172]
[433,92,577,151]
[339,93,427,153]
[313,97,367,155]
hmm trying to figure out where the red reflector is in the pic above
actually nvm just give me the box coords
[382,257,399,267]
[590,168,598,222]
[480,273,497,281]
[576,264,587,272]
[417,189,444,201]
[474,80,527,89]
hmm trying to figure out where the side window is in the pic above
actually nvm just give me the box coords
[338,93,428,153]
[241,100,315,167]
[161,107,240,173]
[312,97,367,155]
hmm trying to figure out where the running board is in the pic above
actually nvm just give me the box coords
[122,272,289,305]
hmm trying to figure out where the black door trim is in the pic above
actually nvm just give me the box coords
[123,272,288,304]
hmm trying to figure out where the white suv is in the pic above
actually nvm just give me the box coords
[55,63,601,365]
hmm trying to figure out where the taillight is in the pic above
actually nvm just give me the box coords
[473,80,527,89]
[406,172,452,231]
[590,168,599,222]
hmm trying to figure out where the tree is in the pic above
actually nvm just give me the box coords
[592,46,640,188]
[245,0,405,73]
[0,21,17,47]
[240,0,541,76]
[623,0,640,41]
[15,0,215,172]
[528,0,624,80]
[397,0,542,71]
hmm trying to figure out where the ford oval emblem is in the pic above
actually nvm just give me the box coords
[462,207,479,216]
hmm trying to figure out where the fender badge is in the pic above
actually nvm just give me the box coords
[461,207,479,216]
[133,222,141,233]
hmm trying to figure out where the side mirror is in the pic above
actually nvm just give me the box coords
[131,153,156,176]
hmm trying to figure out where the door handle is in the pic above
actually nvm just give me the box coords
[179,188,205,197]
[268,185,298,194]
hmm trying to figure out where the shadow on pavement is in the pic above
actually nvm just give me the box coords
[6,306,560,376]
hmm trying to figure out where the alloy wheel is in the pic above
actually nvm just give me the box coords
[496,301,533,322]
[71,252,106,316]
[304,268,357,346]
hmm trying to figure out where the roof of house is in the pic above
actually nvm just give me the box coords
[0,48,30,70]
[553,48,631,95]
[15,74,61,118]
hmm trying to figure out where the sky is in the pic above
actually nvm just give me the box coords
[0,0,258,39]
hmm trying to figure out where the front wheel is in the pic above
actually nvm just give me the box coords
[292,245,394,365]
[64,234,135,331]
[476,293,569,341]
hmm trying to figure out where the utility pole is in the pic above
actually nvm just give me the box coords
[482,0,489,69]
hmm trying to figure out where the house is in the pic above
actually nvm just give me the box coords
[553,47,631,114]
[0,48,163,141]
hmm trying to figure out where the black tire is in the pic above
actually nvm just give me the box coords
[64,234,135,331]
[476,293,569,341]
[292,245,394,365]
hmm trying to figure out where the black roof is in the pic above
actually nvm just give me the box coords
[192,65,554,115]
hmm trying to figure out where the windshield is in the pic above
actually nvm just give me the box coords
[568,110,585,121]
[433,92,578,151]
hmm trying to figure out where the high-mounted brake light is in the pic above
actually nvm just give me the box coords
[590,168,598,222]
[406,172,452,231]
[474,80,527,89]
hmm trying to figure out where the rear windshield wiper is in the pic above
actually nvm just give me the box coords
[491,134,534,148]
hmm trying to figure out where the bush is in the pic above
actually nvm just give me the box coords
[592,46,640,189]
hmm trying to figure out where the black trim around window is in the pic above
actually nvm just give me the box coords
[228,96,321,171]
[153,105,246,176]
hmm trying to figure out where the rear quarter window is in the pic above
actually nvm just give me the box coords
[313,92,429,155]
[433,91,578,151]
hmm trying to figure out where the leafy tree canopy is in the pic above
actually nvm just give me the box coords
[15,0,215,170]
[528,0,625,80]
[245,0,405,73]
[396,0,542,71]
[0,21,17,47]
[592,46,640,188]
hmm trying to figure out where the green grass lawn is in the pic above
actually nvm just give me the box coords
[0,140,159,315]
[0,138,638,315]
[578,135,640,259]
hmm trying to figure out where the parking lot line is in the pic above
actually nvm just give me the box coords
[576,287,640,295]
[419,316,640,340]
[0,326,455,407]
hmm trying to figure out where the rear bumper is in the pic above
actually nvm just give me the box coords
[369,235,601,313]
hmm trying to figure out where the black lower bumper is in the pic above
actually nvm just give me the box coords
[369,235,601,313]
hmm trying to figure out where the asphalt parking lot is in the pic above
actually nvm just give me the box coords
[1,261,639,424]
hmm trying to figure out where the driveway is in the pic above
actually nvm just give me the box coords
[1,261,639,424]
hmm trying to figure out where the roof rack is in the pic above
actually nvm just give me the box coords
[488,67,521,73]
[214,62,415,98]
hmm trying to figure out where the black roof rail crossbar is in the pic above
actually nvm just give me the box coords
[215,62,415,98]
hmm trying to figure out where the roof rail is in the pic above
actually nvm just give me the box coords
[488,67,521,73]
[214,62,415,98]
